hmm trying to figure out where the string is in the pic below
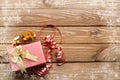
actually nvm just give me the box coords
[38,25,62,43]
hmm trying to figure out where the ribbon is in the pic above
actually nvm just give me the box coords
[34,25,65,76]
[10,46,38,73]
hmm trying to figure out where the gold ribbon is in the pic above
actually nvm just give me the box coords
[10,46,38,73]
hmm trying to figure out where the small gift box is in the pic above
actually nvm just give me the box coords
[7,41,46,73]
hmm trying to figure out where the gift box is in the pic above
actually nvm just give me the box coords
[7,41,46,72]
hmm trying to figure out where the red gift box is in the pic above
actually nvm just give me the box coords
[7,41,46,72]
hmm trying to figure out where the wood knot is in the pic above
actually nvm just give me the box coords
[93,46,120,61]
[43,0,64,7]
[90,29,101,38]
[43,0,54,7]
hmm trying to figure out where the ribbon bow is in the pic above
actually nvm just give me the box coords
[10,46,38,73]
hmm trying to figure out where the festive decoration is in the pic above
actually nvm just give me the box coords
[9,25,65,77]
[8,41,46,73]
[10,46,38,73]
[12,30,36,46]
[43,34,65,66]
[34,25,65,76]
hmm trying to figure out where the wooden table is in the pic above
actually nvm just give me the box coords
[0,0,120,80]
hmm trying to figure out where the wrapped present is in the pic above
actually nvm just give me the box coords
[7,41,46,73]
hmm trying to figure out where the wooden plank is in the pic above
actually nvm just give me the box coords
[0,0,119,26]
[0,0,119,10]
[0,9,119,26]
[0,63,120,80]
[0,9,106,26]
[0,27,120,44]
[1,43,120,62]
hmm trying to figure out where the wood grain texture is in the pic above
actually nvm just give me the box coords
[1,43,120,62]
[0,9,105,26]
[0,0,119,26]
[0,0,120,80]
[0,9,119,26]
[0,63,120,80]
[0,0,119,10]
[0,27,120,44]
